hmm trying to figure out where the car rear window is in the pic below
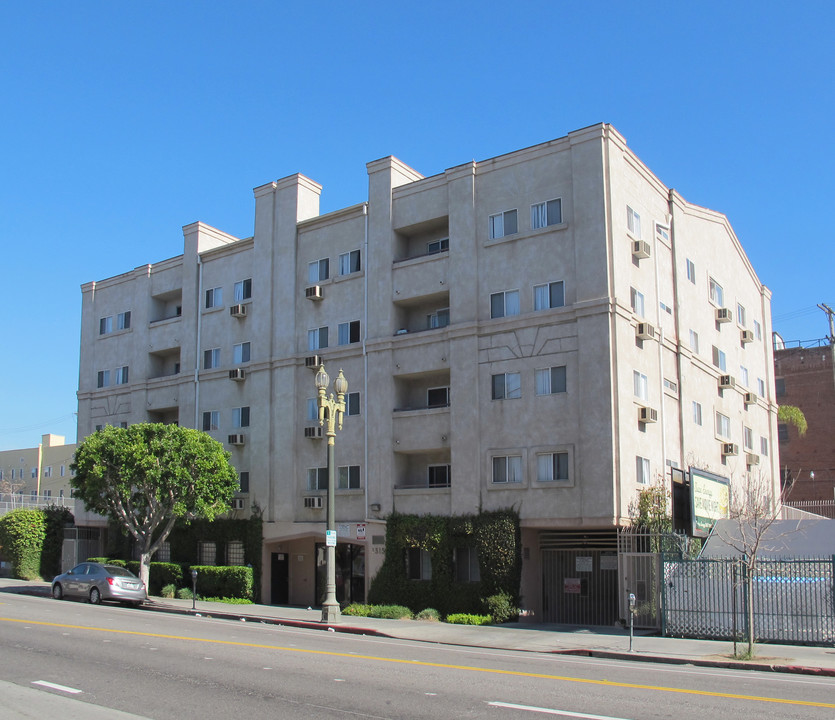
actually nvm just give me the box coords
[105,566,135,578]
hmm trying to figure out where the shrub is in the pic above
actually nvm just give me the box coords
[484,592,518,624]
[160,583,176,599]
[125,561,183,595]
[201,597,253,604]
[0,509,49,580]
[373,604,413,620]
[415,608,440,622]
[445,613,492,626]
[177,587,193,600]
[187,565,253,600]
[342,603,373,617]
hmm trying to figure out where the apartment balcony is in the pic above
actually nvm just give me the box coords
[148,347,181,380]
[392,406,450,454]
[392,250,449,304]
[393,449,452,490]
[147,406,179,424]
[392,292,450,336]
[150,289,183,324]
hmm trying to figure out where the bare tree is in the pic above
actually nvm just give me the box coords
[0,476,26,510]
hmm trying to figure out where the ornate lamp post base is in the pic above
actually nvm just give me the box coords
[321,600,341,623]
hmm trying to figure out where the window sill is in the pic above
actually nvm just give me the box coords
[487,482,528,491]
[98,327,132,339]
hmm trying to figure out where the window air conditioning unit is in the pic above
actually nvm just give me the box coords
[743,392,758,406]
[228,434,245,446]
[305,355,321,368]
[636,322,656,341]
[746,453,760,466]
[229,368,246,381]
[303,496,324,509]
[715,307,733,323]
[638,406,658,423]
[304,426,323,439]
[741,329,754,343]
[721,442,739,456]
[230,304,247,318]
[718,374,735,389]
[305,285,323,300]
[231,498,245,511]
[632,240,651,259]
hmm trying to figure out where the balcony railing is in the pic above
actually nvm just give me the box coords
[0,495,72,517]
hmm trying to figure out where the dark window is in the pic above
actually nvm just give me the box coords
[775,377,786,396]
[239,471,249,493]
[778,423,789,443]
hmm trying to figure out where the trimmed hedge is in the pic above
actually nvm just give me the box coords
[187,565,253,600]
[126,561,184,596]
[0,506,72,581]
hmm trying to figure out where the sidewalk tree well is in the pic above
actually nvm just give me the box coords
[70,424,239,591]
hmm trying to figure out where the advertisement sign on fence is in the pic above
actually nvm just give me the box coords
[690,468,730,537]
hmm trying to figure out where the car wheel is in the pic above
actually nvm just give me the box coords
[52,584,63,600]
[89,587,101,605]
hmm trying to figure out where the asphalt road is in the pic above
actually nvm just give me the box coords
[1,592,834,719]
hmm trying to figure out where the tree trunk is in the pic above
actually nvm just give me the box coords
[139,537,153,594]
[746,564,755,657]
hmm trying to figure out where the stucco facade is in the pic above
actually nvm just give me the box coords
[77,124,778,619]
[0,434,76,503]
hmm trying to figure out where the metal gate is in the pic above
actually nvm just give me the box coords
[620,552,662,629]
[541,530,619,625]
[61,527,103,572]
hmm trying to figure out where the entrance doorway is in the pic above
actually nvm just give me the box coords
[315,543,365,607]
[270,552,289,605]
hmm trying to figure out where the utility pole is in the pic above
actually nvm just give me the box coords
[818,303,835,391]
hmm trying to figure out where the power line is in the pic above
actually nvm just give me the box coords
[0,412,77,435]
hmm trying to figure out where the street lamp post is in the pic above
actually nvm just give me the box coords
[315,364,348,624]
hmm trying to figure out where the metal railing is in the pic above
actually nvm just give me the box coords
[0,495,72,516]
[783,500,835,519]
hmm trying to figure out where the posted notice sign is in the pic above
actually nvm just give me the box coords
[326,530,337,547]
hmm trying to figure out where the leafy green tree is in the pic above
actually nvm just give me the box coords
[777,404,807,437]
[71,424,239,591]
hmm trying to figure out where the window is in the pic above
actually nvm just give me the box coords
[115,366,129,385]
[754,320,762,340]
[740,366,749,387]
[492,455,523,484]
[427,308,450,329]
[757,378,765,397]
[239,471,250,493]
[627,206,641,238]
[347,392,361,416]
[778,423,789,443]
[775,377,786,396]
[490,290,520,318]
[660,301,672,315]
[117,311,131,330]
[59,489,64,498]
[736,303,746,327]
[60,465,65,477]
[760,437,769,456]
[203,348,221,369]
[307,467,328,491]
[630,287,645,317]
[97,370,110,388]
[406,547,432,580]
[534,281,565,311]
[689,330,700,354]
[488,209,517,239]
[202,411,219,431]
[454,546,481,583]
[44,466,52,478]
[99,316,113,335]
[120,421,128,429]
[656,224,670,243]
[226,540,245,566]
[338,320,361,345]
[205,287,223,308]
[338,465,361,490]
[743,426,753,451]
[427,237,449,254]
[537,452,569,483]
[306,398,318,421]
[716,412,731,439]
[198,541,216,566]
[234,279,252,301]
[692,401,703,426]
[427,387,450,408]
[233,342,251,364]
[663,378,678,394]
[633,371,648,401]
[232,406,250,428]
[492,372,521,400]
[709,277,724,307]
[428,464,451,488]
[531,199,562,229]
[339,249,361,275]
[308,327,328,351]
[308,258,329,283]
[712,346,726,371]
[44,489,51,498]
[686,259,696,284]
[535,366,567,395]
[636,456,650,484]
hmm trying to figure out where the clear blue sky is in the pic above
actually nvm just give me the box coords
[1,1,832,451]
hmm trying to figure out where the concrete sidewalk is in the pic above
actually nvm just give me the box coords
[3,578,834,677]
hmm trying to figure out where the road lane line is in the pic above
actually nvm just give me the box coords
[488,703,631,719]
[3,617,833,710]
[32,680,83,694]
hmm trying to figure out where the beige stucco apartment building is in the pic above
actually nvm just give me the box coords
[0,434,76,504]
[77,124,778,621]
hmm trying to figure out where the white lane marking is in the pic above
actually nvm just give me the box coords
[32,680,83,694]
[488,702,632,719]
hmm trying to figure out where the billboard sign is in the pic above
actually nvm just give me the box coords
[690,467,730,537]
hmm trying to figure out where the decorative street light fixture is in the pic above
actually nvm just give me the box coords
[314,364,348,623]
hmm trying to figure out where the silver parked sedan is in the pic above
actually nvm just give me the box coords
[52,562,147,606]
